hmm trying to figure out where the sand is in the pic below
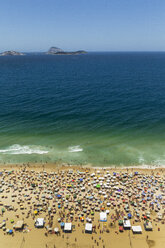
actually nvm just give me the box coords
[0,163,164,248]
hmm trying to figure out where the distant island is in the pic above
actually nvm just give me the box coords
[0,47,87,56]
[0,51,25,56]
[46,47,87,55]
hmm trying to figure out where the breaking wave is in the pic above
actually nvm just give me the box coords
[68,145,83,153]
[0,144,49,155]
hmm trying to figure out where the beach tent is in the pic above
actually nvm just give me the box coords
[54,227,59,233]
[123,220,131,229]
[15,220,24,230]
[35,218,44,228]
[144,222,153,231]
[0,222,6,228]
[132,226,142,234]
[85,223,92,233]
[64,223,72,232]
[100,212,107,222]
[157,213,162,220]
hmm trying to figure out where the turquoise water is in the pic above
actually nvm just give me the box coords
[0,52,165,166]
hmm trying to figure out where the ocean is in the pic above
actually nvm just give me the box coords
[0,52,165,167]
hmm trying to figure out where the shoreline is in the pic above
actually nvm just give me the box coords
[0,161,165,170]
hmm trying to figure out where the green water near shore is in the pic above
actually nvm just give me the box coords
[0,129,165,167]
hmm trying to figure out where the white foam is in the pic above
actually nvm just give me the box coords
[68,145,83,153]
[0,144,49,155]
[138,156,145,164]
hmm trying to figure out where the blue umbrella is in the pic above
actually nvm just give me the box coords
[56,194,61,198]
[9,229,13,234]
[60,222,65,227]
[128,213,132,219]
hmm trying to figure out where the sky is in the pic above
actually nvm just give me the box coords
[0,0,165,52]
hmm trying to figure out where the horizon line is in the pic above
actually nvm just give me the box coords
[1,50,165,53]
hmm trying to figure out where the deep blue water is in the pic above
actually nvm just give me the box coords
[0,52,165,166]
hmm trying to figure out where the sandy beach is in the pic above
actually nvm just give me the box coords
[0,163,164,248]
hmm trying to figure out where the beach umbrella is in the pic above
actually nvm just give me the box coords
[119,226,124,232]
[96,184,101,189]
[60,222,65,228]
[128,213,132,219]
[56,194,62,198]
[9,229,13,234]
[1,208,5,213]
[10,219,14,223]
[34,210,38,215]
[118,220,123,225]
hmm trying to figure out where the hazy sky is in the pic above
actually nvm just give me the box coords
[0,0,165,52]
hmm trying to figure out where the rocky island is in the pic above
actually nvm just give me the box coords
[0,51,25,56]
[46,46,87,55]
[0,47,87,56]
